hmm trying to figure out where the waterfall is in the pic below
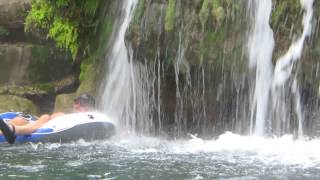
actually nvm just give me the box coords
[272,0,314,137]
[248,0,274,136]
[99,0,162,135]
[99,0,140,131]
[248,0,314,136]
[97,0,314,137]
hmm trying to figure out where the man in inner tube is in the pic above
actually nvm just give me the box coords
[0,93,96,144]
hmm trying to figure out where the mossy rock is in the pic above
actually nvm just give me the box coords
[165,0,176,31]
[0,95,38,114]
[0,0,31,29]
[0,26,9,39]
[0,85,43,97]
[28,44,72,83]
[0,43,72,85]
[54,93,76,113]
[77,63,97,96]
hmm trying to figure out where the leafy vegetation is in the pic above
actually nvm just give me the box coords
[25,0,103,60]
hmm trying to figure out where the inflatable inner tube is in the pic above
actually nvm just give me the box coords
[0,112,116,143]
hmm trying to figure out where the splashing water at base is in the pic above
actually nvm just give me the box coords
[1,133,320,179]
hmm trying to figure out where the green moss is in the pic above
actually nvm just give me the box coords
[271,0,305,58]
[165,0,176,32]
[133,0,145,25]
[28,45,72,83]
[78,63,96,95]
[34,83,55,95]
[87,13,114,63]
[211,0,225,26]
[79,63,90,82]
[0,26,9,39]
[271,0,302,31]
[271,1,287,28]
[199,0,210,29]
[196,26,228,66]
[0,95,39,114]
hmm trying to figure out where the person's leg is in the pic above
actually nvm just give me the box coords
[12,114,51,135]
[0,114,52,144]
[0,114,51,135]
[8,116,30,126]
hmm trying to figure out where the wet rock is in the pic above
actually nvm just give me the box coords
[54,93,76,113]
[77,64,99,96]
[0,43,72,85]
[0,95,39,114]
[0,0,30,29]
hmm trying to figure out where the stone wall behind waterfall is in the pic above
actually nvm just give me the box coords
[0,0,73,114]
[125,0,320,137]
[0,0,123,115]
[125,0,251,137]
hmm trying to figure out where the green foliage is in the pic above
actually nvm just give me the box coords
[48,17,78,57]
[25,0,102,59]
[25,0,53,30]
[165,0,176,32]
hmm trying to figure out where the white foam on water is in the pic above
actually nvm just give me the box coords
[104,132,320,168]
[9,164,47,173]
[65,160,83,167]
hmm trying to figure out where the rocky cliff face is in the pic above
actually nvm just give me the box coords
[0,0,30,28]
[0,0,73,114]
[126,0,320,137]
[0,0,126,114]
[126,0,251,136]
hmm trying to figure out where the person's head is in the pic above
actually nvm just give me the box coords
[73,93,95,112]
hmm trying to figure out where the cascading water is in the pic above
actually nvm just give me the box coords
[99,0,157,135]
[99,0,315,138]
[248,0,314,136]
[272,0,314,137]
[247,0,275,136]
[99,0,138,131]
[2,1,320,179]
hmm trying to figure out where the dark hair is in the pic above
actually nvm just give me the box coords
[74,93,95,108]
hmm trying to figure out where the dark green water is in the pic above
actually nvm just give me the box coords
[1,133,320,179]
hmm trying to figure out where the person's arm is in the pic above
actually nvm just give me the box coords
[50,112,65,119]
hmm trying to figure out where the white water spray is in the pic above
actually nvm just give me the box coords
[248,0,274,136]
[100,0,158,134]
[100,0,138,128]
[272,0,314,137]
[248,0,314,136]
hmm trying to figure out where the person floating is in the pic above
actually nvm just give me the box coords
[0,93,96,144]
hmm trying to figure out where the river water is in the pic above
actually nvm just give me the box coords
[1,132,320,179]
[2,0,316,179]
